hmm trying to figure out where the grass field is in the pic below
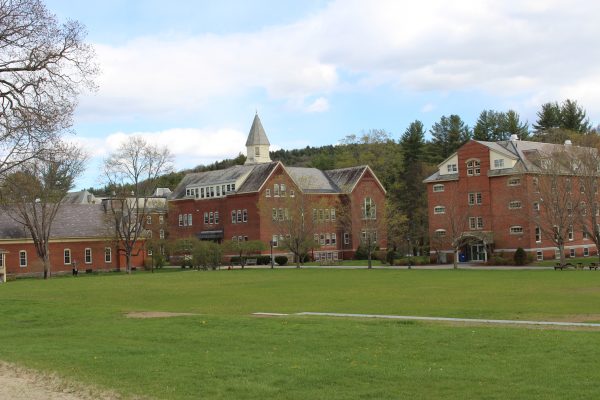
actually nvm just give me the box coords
[1,269,600,399]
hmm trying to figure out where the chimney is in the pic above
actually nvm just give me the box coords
[509,134,519,142]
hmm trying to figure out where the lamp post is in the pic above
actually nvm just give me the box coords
[269,240,274,269]
[406,235,412,270]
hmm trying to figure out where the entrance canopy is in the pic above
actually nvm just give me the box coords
[197,230,224,240]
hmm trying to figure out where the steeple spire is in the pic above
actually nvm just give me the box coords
[245,114,271,164]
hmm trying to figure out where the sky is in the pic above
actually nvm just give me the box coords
[44,0,600,190]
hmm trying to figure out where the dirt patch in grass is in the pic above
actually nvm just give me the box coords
[125,311,199,319]
[0,361,122,400]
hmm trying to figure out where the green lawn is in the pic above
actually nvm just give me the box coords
[1,269,600,399]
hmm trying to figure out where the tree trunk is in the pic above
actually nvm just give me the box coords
[453,249,459,269]
[368,250,372,269]
[126,253,132,274]
[43,258,51,279]
[559,244,566,266]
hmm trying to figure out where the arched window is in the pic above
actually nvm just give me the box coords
[362,197,376,219]
[434,229,446,237]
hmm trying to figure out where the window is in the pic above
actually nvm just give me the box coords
[85,248,92,264]
[178,214,183,226]
[533,202,540,211]
[331,209,336,221]
[509,200,522,209]
[363,197,376,219]
[320,234,325,245]
[272,208,277,221]
[278,208,284,221]
[532,177,539,192]
[331,233,337,245]
[510,226,524,235]
[466,159,481,176]
[280,184,286,197]
[325,209,330,221]
[237,210,242,223]
[105,247,112,263]
[570,248,576,258]
[313,209,317,222]
[19,250,27,268]
[187,214,192,226]
[255,146,260,156]
[64,249,71,265]
[183,213,188,226]
[325,233,331,245]
[468,192,482,205]
[447,164,457,173]
[238,236,243,242]
[147,249,153,256]
[584,247,590,257]
[231,183,235,191]
[583,229,590,240]
[568,225,574,241]
[290,190,295,197]
[147,230,152,239]
[146,215,152,225]
[243,209,248,222]
[204,212,209,224]
[216,186,221,197]
[433,184,445,192]
[209,212,214,224]
[469,217,483,230]
[565,178,572,192]
[494,159,505,168]
[435,229,446,237]
[272,235,278,247]
[344,232,350,245]
[159,215,164,224]
[581,202,587,215]
[535,227,542,243]
[159,229,165,239]
[434,206,446,214]
[508,177,521,186]
[266,189,271,197]
[314,234,319,244]
[215,212,219,224]
[231,210,236,224]
[274,184,280,197]
[226,184,231,193]
[536,250,543,261]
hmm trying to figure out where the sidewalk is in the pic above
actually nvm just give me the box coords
[235,263,553,270]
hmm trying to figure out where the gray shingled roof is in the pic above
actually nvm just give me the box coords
[245,114,270,146]
[324,166,368,193]
[286,167,340,193]
[237,162,279,193]
[62,190,98,205]
[0,204,112,240]
[171,165,256,199]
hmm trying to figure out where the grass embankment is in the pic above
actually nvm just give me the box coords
[1,269,600,399]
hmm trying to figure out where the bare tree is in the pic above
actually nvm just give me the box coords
[102,136,173,273]
[529,148,582,266]
[222,239,265,269]
[433,190,473,269]
[0,141,86,278]
[0,0,96,178]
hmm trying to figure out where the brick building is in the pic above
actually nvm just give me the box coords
[0,204,145,277]
[424,137,599,263]
[169,114,387,261]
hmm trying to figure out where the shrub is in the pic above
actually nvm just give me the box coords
[230,256,241,265]
[275,256,288,266]
[257,255,271,265]
[514,247,527,266]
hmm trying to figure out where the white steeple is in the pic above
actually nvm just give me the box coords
[245,113,271,165]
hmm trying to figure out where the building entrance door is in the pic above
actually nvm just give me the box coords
[470,243,486,262]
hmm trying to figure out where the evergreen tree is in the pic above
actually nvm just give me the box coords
[533,102,561,134]
[560,99,591,133]
[502,110,530,140]
[473,110,503,141]
[400,120,425,165]
[429,115,471,163]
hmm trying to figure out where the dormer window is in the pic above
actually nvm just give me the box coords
[494,159,505,168]
[466,159,481,176]
[447,164,457,173]
[255,146,260,156]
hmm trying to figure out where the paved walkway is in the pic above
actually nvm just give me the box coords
[237,264,554,270]
[253,312,600,328]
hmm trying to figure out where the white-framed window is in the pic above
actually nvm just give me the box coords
[237,210,242,223]
[204,212,209,224]
[231,210,236,224]
[435,229,446,237]
[466,159,481,176]
[509,200,522,209]
[344,232,350,245]
[243,209,248,222]
[187,214,193,226]
[434,206,446,214]
[568,225,574,241]
[146,215,152,225]
[469,217,484,230]
[290,190,295,197]
[105,247,112,263]
[272,208,277,221]
[266,189,271,197]
[583,229,590,240]
[215,211,219,224]
[570,248,576,258]
[447,164,457,173]
[584,247,590,257]
[274,184,280,197]
[147,230,152,239]
[216,186,221,197]
[19,250,27,268]
[272,235,278,247]
[159,215,164,224]
[510,226,524,235]
[535,226,541,243]
[536,250,543,261]
[532,177,539,192]
[533,202,540,211]
[325,209,330,221]
[494,159,505,168]
[178,214,183,226]
[147,249,153,256]
[331,233,337,245]
[278,208,284,221]
[320,234,325,245]
[85,248,92,264]
[508,177,521,186]
[363,197,376,219]
[209,212,214,224]
[280,184,287,197]
[433,184,445,192]
[200,187,205,198]
[325,233,331,245]
[331,209,336,221]
[159,229,165,239]
[314,234,319,244]
[64,249,71,265]
[468,192,482,205]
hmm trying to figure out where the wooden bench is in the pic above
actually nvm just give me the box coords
[588,263,598,271]
[554,263,574,270]
[245,258,257,266]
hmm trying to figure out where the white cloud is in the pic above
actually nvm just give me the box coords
[78,0,600,119]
